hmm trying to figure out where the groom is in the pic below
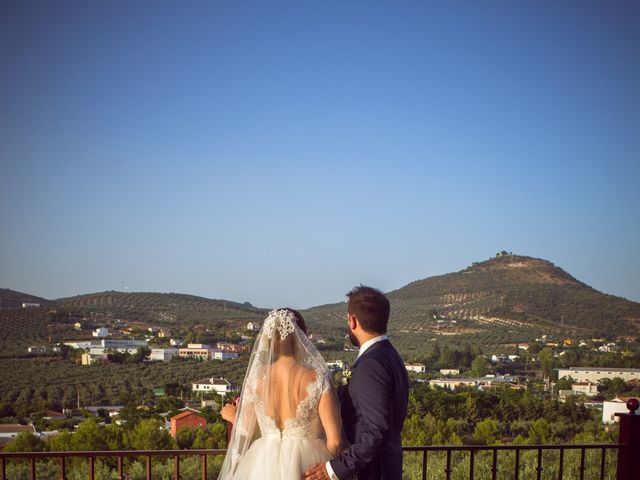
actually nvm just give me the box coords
[304,286,409,480]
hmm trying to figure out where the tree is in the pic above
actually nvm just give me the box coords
[554,376,575,392]
[461,396,480,423]
[472,418,502,445]
[124,418,174,450]
[538,348,554,379]
[527,418,555,444]
[176,426,198,449]
[131,346,151,363]
[4,431,45,452]
[471,355,490,378]
[192,423,227,449]
[71,419,110,451]
[600,377,629,397]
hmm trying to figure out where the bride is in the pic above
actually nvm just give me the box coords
[218,308,343,479]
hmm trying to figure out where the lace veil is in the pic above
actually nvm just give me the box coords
[218,308,341,478]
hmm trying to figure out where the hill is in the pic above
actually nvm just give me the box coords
[0,288,50,308]
[303,253,640,347]
[0,291,267,357]
[54,290,267,327]
[2,254,639,355]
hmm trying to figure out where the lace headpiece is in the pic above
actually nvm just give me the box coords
[263,309,296,339]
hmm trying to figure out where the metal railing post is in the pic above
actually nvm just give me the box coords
[616,398,640,480]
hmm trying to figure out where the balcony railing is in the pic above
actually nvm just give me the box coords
[2,406,639,480]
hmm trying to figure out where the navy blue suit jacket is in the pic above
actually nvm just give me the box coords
[330,339,409,480]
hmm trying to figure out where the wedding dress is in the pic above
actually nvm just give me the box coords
[218,309,342,480]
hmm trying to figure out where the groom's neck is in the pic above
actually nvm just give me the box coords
[358,331,384,346]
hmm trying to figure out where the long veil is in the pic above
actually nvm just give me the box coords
[218,309,341,479]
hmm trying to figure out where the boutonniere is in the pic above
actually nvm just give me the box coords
[342,367,353,386]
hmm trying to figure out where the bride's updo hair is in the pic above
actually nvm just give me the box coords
[273,308,307,357]
[284,308,307,335]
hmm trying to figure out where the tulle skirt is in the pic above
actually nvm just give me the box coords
[229,435,333,480]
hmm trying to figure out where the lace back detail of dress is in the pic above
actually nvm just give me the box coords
[255,371,330,438]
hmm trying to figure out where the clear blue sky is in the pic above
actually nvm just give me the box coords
[1,1,639,308]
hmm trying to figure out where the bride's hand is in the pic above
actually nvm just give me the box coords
[303,463,330,480]
[220,403,237,423]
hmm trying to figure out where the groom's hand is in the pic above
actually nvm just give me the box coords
[303,463,330,480]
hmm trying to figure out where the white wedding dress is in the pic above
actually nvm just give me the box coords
[230,371,335,479]
[218,309,342,480]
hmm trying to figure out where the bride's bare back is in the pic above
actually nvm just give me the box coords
[259,358,317,429]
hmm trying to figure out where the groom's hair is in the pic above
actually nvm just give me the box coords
[346,286,390,334]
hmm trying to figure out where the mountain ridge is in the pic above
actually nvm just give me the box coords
[2,254,639,345]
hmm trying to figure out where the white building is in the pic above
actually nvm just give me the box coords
[430,378,478,390]
[439,369,460,376]
[430,375,517,391]
[326,360,345,372]
[92,328,109,338]
[0,424,37,443]
[602,397,639,423]
[150,348,179,362]
[88,339,148,355]
[210,349,238,360]
[27,346,47,353]
[246,322,260,332]
[192,377,234,395]
[557,367,640,384]
[572,382,599,397]
[405,363,426,373]
[63,341,94,350]
[81,352,109,365]
[22,303,40,308]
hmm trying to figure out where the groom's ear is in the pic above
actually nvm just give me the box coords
[348,313,358,330]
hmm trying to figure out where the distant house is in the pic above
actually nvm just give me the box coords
[192,377,233,395]
[572,382,599,397]
[73,322,82,331]
[170,338,183,347]
[210,349,238,361]
[92,328,109,338]
[22,303,40,308]
[558,382,600,402]
[309,334,327,344]
[216,342,247,353]
[64,341,93,350]
[43,410,66,420]
[439,369,460,376]
[602,397,639,424]
[81,352,109,365]
[27,346,47,354]
[557,367,640,384]
[490,354,511,363]
[149,348,178,362]
[170,411,207,438]
[179,344,212,360]
[326,360,345,372]
[83,406,123,418]
[246,322,260,332]
[405,363,426,373]
[430,375,517,391]
[0,424,37,445]
[430,378,478,390]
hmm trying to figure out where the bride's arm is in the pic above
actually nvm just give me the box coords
[318,387,342,456]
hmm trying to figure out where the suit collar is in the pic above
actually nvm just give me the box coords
[351,338,390,369]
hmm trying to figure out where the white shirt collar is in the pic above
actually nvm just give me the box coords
[358,335,388,359]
